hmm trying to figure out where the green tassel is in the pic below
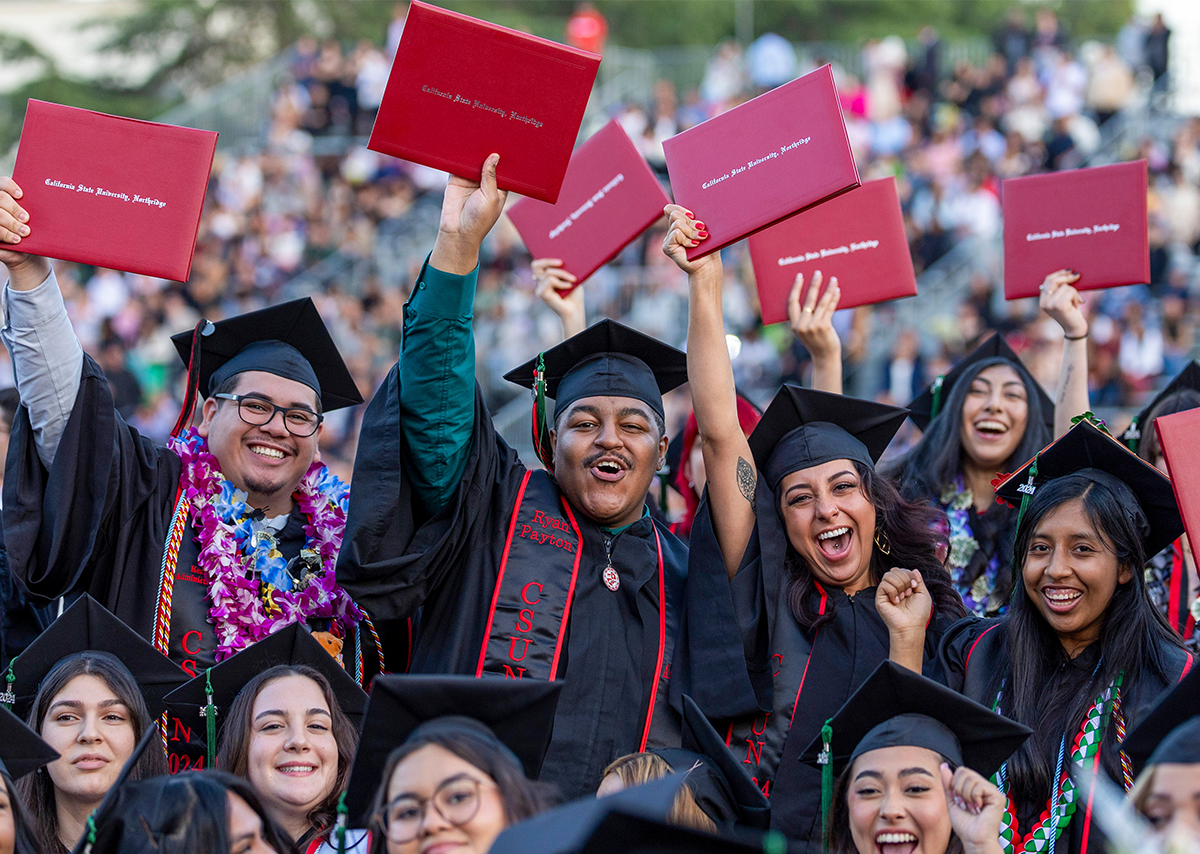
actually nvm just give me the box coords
[762,830,788,854]
[819,718,834,850]
[0,661,15,710]
[1123,415,1141,452]
[929,375,945,422]
[334,791,349,854]
[202,668,217,770]
[1011,454,1040,569]
[532,353,555,473]
[82,814,97,854]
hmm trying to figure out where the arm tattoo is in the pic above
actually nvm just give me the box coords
[737,457,757,510]
[1058,364,1073,405]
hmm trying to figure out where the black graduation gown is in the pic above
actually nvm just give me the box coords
[668,490,957,850]
[3,356,384,764]
[937,617,1193,854]
[337,371,687,800]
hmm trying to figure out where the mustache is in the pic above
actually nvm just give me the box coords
[582,451,634,470]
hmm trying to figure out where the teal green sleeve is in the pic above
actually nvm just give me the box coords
[398,255,478,515]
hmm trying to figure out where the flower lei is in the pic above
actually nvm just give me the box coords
[992,673,1124,854]
[169,428,363,661]
[939,475,1005,616]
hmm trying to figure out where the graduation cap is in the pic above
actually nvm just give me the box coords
[70,727,167,854]
[343,675,562,826]
[4,595,187,720]
[906,333,1054,433]
[994,418,1183,558]
[489,773,688,854]
[576,810,789,854]
[1120,662,1200,772]
[0,704,58,780]
[169,298,363,436]
[1122,361,1200,453]
[800,660,1031,845]
[163,622,369,768]
[652,695,770,830]
[503,320,687,470]
[747,385,908,491]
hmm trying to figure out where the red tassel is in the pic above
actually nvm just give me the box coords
[171,319,209,438]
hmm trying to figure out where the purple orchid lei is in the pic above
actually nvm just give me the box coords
[169,428,363,661]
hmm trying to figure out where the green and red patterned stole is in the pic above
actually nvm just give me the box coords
[991,671,1127,854]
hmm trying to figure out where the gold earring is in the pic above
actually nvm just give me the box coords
[874,527,892,555]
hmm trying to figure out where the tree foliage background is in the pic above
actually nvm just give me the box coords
[0,0,1134,150]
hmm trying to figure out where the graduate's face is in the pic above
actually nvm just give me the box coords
[779,460,877,595]
[40,674,137,812]
[550,396,668,529]
[958,365,1028,473]
[847,745,952,854]
[383,744,508,854]
[199,371,323,511]
[227,791,280,854]
[0,777,15,854]
[1138,763,1200,846]
[246,675,340,835]
[1021,498,1131,657]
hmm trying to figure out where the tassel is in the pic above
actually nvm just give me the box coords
[0,661,15,709]
[762,830,788,854]
[82,814,97,854]
[334,791,349,854]
[1011,454,1040,570]
[200,668,217,770]
[819,718,834,850]
[929,375,945,421]
[1123,415,1141,452]
[531,353,555,473]
[171,319,214,439]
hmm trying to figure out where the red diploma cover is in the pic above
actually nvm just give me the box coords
[11,100,217,282]
[748,177,916,324]
[1155,407,1200,551]
[1002,160,1149,300]
[368,0,600,204]
[662,64,859,261]
[506,120,669,289]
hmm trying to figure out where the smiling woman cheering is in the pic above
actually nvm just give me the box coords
[938,419,1191,854]
[662,205,967,847]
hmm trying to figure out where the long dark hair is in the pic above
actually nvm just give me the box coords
[886,357,1052,603]
[1137,389,1200,465]
[366,724,556,854]
[17,653,168,854]
[982,475,1183,810]
[779,461,966,631]
[827,756,963,854]
[216,664,358,851]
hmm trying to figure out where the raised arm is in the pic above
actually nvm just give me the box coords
[398,155,508,515]
[1039,269,1089,438]
[663,205,755,579]
[0,176,84,468]
[788,270,843,394]
[533,258,585,339]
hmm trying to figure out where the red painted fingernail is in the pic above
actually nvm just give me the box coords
[685,210,694,218]
[695,221,706,229]
[697,230,708,238]
[689,240,699,246]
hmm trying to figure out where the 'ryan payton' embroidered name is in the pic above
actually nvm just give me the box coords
[1026,223,1121,241]
[517,509,576,553]
[548,174,625,239]
[779,239,880,265]
[702,136,813,190]
[421,85,544,129]
[44,178,167,209]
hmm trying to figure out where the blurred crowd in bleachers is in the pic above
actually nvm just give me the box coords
[4,5,1196,477]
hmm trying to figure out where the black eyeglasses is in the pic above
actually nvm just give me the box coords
[377,775,494,844]
[214,393,323,437]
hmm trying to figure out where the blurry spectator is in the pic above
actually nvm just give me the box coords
[914,26,942,95]
[386,1,409,58]
[1003,57,1047,142]
[993,8,1032,74]
[747,32,796,90]
[98,338,143,422]
[1044,49,1087,119]
[1044,115,1078,171]
[1031,8,1068,76]
[1086,44,1135,124]
[864,35,907,122]
[1117,15,1148,72]
[881,329,926,404]
[700,41,747,106]
[1120,301,1166,394]
[565,2,608,55]
[354,41,390,133]
[1145,14,1170,84]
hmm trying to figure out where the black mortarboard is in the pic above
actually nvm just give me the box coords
[577,810,789,854]
[1120,663,1200,771]
[6,595,187,719]
[163,622,368,765]
[0,704,58,780]
[906,333,1054,433]
[503,319,687,420]
[652,696,770,830]
[69,727,166,854]
[1123,361,1200,453]
[747,386,908,491]
[169,297,363,413]
[344,675,562,826]
[799,661,1031,779]
[994,419,1182,558]
[489,774,687,854]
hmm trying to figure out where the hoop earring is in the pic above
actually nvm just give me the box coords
[874,526,892,556]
